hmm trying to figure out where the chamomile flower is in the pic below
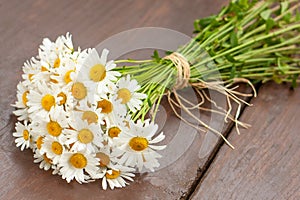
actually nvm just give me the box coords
[13,121,32,151]
[21,58,41,87]
[40,135,67,164]
[112,119,166,172]
[49,60,77,86]
[33,150,53,171]
[61,32,74,53]
[32,106,69,140]
[78,48,120,95]
[27,82,60,121]
[95,95,127,121]
[59,150,99,183]
[101,165,135,190]
[104,114,129,147]
[66,118,103,152]
[114,75,147,112]
[75,100,104,126]
[70,80,98,105]
[12,81,30,121]
[95,146,114,169]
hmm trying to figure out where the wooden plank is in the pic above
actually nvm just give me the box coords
[191,82,300,200]
[0,0,242,199]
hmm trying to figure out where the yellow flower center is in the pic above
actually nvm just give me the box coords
[96,152,110,167]
[41,94,55,111]
[129,137,149,151]
[36,136,44,149]
[53,58,60,68]
[22,91,29,106]
[71,82,87,100]
[57,92,67,105]
[117,88,131,104]
[89,64,106,82]
[47,121,62,137]
[41,66,48,72]
[82,111,98,124]
[105,170,120,179]
[64,70,74,84]
[78,129,94,144]
[70,153,87,169]
[51,141,63,155]
[23,129,29,141]
[43,154,52,164]
[108,127,121,138]
[28,74,34,81]
[97,99,113,114]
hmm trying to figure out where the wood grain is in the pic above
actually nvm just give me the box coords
[191,82,300,200]
[0,0,237,200]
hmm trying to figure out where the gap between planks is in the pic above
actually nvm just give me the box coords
[181,83,262,200]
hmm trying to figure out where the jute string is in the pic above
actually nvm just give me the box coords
[162,52,257,149]
[164,52,191,90]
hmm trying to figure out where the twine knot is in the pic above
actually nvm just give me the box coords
[164,52,190,90]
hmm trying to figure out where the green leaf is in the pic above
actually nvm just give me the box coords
[266,18,275,33]
[198,15,216,29]
[239,0,249,9]
[283,13,292,23]
[260,9,272,20]
[194,20,201,32]
[152,50,161,62]
[230,31,238,47]
[280,2,289,14]
[147,98,152,108]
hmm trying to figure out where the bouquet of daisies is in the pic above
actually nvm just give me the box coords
[12,34,166,189]
[12,0,300,190]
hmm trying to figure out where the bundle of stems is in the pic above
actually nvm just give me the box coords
[115,0,300,147]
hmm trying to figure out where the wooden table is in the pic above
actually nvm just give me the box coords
[1,0,299,199]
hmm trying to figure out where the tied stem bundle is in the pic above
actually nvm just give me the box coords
[115,0,300,147]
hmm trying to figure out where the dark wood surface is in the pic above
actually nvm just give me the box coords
[191,82,300,200]
[1,0,299,200]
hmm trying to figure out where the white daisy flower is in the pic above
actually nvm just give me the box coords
[13,121,32,151]
[66,118,103,152]
[95,146,114,169]
[21,58,41,87]
[70,80,98,105]
[39,33,73,57]
[61,32,74,53]
[32,106,69,140]
[27,82,60,121]
[114,75,147,112]
[112,119,166,172]
[49,59,77,86]
[95,95,127,122]
[33,149,53,171]
[55,84,75,112]
[40,135,67,164]
[75,100,104,126]
[101,164,135,190]
[59,150,99,183]
[104,114,129,147]
[78,48,120,95]
[12,81,30,121]
[32,134,45,152]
